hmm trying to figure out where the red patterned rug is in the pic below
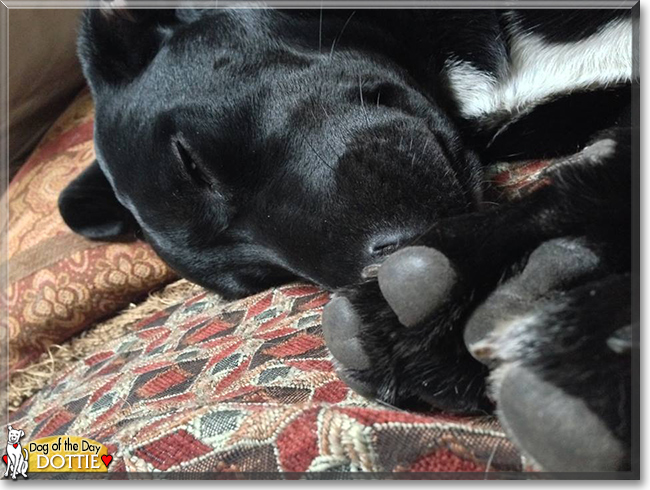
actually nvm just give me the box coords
[10,283,524,476]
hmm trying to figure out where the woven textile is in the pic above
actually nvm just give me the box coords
[2,88,176,374]
[9,283,523,475]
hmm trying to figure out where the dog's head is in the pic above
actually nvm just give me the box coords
[7,426,24,445]
[59,9,482,298]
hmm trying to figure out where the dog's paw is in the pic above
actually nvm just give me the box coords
[464,239,632,472]
[322,246,490,412]
[464,238,602,364]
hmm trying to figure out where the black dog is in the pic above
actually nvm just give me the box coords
[59,8,635,472]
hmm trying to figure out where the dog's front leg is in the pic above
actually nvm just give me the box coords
[320,187,563,411]
[9,454,18,480]
[322,130,631,411]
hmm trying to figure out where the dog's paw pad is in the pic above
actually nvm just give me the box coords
[322,295,370,370]
[494,365,626,472]
[464,238,602,365]
[519,238,600,295]
[377,246,457,327]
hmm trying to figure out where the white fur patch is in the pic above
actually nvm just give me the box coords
[581,138,617,163]
[446,17,633,120]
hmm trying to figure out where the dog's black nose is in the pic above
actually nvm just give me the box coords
[369,231,419,258]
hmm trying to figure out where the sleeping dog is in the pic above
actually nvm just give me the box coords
[59,8,635,472]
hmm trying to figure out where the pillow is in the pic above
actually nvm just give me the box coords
[2,88,177,375]
[9,282,525,474]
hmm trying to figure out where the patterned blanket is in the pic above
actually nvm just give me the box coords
[9,284,525,476]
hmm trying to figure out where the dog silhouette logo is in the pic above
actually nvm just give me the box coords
[3,425,28,480]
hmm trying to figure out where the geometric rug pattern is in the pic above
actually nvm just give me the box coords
[10,283,524,475]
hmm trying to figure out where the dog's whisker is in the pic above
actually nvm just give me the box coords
[419,138,431,165]
[318,6,323,53]
[484,440,501,478]
[301,133,335,171]
[329,10,356,60]
[374,398,409,413]
[358,74,380,139]
[319,102,330,118]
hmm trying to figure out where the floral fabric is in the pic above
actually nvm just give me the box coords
[2,89,176,374]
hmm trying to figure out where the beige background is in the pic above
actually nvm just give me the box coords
[7,9,85,177]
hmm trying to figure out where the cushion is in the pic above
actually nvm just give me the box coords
[2,88,177,375]
[9,283,525,475]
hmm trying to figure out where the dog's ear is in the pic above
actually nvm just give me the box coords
[78,6,180,89]
[58,160,139,241]
[7,425,12,432]
[19,430,24,438]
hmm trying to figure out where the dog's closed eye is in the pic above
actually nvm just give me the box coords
[173,138,213,188]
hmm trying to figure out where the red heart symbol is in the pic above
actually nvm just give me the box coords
[12,444,17,449]
[101,455,112,468]
[2,455,7,464]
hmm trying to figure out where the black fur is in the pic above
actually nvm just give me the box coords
[62,9,484,298]
[59,8,634,471]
